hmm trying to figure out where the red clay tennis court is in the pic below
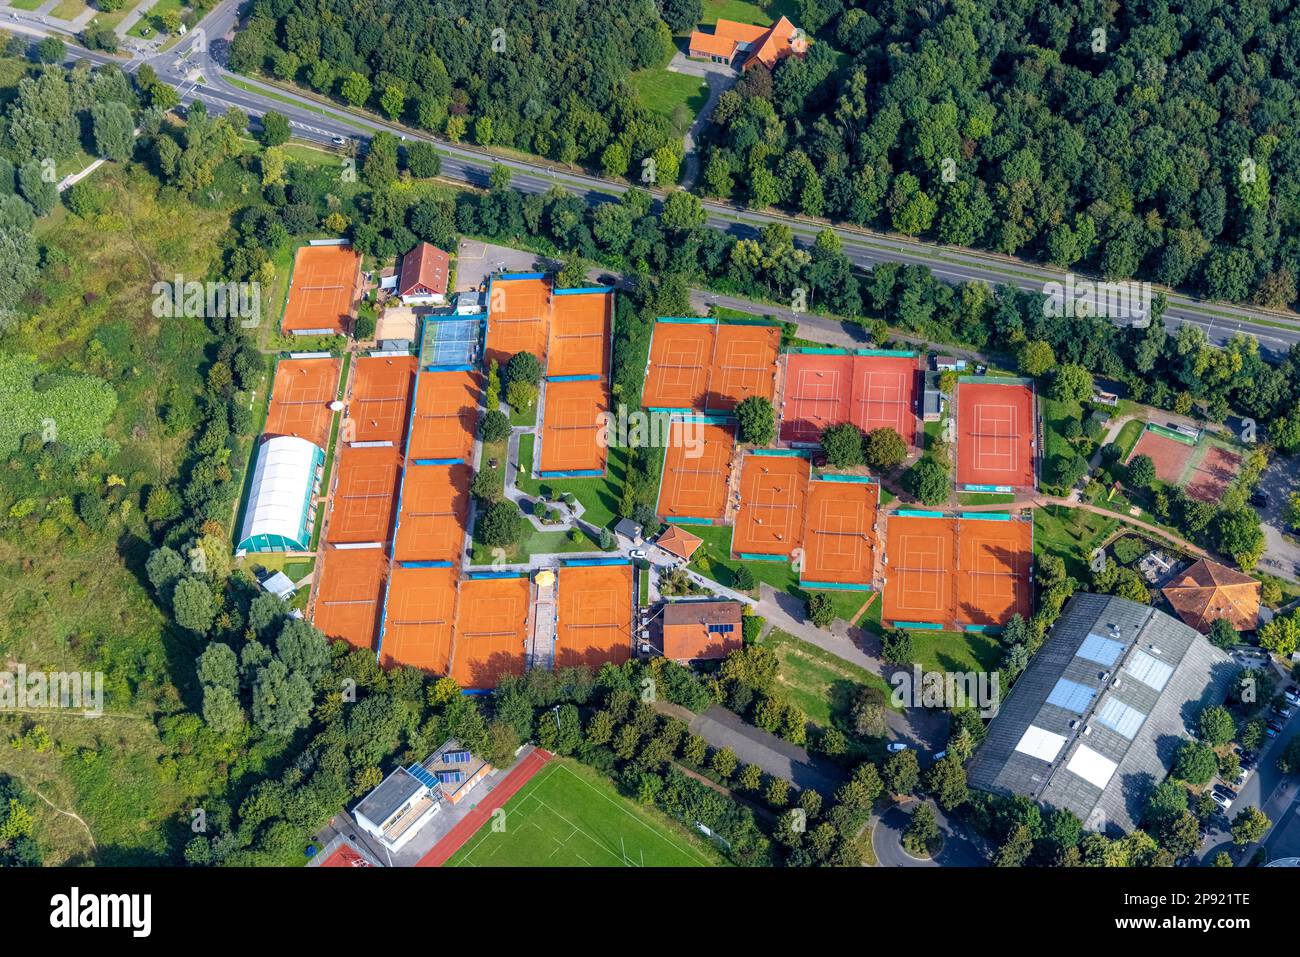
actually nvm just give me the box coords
[281,244,361,334]
[1186,445,1242,503]
[393,462,471,564]
[313,545,388,651]
[731,454,809,559]
[349,355,416,444]
[264,357,340,449]
[486,277,551,369]
[882,514,957,627]
[539,377,608,474]
[555,564,633,670]
[379,564,458,673]
[956,517,1033,626]
[780,353,920,447]
[1126,426,1197,485]
[407,370,481,461]
[656,419,735,522]
[801,479,879,587]
[642,321,714,409]
[956,381,1036,488]
[706,323,781,411]
[546,291,611,378]
[451,576,531,688]
[327,445,401,543]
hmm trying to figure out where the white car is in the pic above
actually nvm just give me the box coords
[629,549,647,559]
[886,742,910,753]
[331,136,347,146]
[1210,790,1233,812]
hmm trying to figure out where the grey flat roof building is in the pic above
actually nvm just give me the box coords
[968,593,1235,835]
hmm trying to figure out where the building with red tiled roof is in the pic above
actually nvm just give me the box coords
[1161,559,1261,634]
[661,600,743,662]
[398,242,450,304]
[688,16,807,71]
[655,524,704,563]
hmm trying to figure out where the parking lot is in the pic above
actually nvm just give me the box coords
[455,240,545,293]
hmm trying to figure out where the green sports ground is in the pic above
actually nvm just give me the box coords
[446,759,721,867]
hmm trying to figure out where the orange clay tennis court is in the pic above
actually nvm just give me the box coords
[313,546,388,651]
[546,291,611,378]
[780,353,919,447]
[555,564,633,670]
[956,381,1037,488]
[407,370,481,461]
[642,321,781,412]
[264,358,340,449]
[281,244,362,334]
[731,454,809,559]
[882,514,957,626]
[1186,445,1242,503]
[656,419,736,522]
[642,321,713,409]
[393,463,472,564]
[349,355,416,444]
[957,518,1033,627]
[539,377,608,474]
[451,576,531,688]
[379,564,458,673]
[801,479,879,587]
[485,277,551,369]
[1126,427,1196,485]
[706,323,781,411]
[327,445,401,543]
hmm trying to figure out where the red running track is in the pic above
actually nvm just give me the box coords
[417,748,553,867]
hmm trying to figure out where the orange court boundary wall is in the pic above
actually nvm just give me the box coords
[881,511,1032,632]
[954,377,1038,491]
[554,562,634,670]
[280,243,362,335]
[264,357,341,449]
[641,318,781,414]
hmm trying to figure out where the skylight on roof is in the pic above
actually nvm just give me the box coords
[1125,649,1173,691]
[1014,725,1067,763]
[1077,633,1124,667]
[1095,697,1146,739]
[1047,677,1096,713]
[1065,745,1118,790]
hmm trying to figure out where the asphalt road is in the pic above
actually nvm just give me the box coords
[19,5,1300,357]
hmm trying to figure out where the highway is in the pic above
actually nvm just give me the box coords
[17,2,1300,354]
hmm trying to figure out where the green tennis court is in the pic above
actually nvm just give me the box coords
[446,760,718,867]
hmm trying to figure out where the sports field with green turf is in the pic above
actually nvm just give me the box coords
[446,759,721,867]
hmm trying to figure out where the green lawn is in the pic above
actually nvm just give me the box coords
[908,629,1002,675]
[1034,503,1118,582]
[957,492,1017,506]
[765,628,898,724]
[447,759,721,867]
[1113,418,1145,459]
[629,68,709,133]
[8,0,45,9]
[1041,395,1090,491]
[51,0,88,19]
[699,0,798,27]
[128,0,187,38]
[514,433,629,531]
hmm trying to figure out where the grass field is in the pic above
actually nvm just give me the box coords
[629,68,709,133]
[909,629,1002,675]
[1112,418,1146,459]
[514,433,629,531]
[699,0,797,26]
[765,628,898,723]
[447,759,721,867]
[128,0,187,38]
[51,0,88,19]
[1034,503,1117,581]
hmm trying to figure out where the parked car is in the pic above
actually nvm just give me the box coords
[1272,704,1294,719]
[1210,790,1234,811]
[1284,686,1300,706]
[1266,720,1283,737]
[1250,490,1269,507]
[886,742,910,753]
[629,549,647,560]
[932,750,948,762]
[1234,769,1249,787]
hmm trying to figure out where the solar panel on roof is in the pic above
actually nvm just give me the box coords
[1046,677,1096,713]
[435,769,464,785]
[406,764,439,790]
[442,749,471,764]
[1125,649,1173,691]
[1095,697,1146,739]
[1077,633,1124,667]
